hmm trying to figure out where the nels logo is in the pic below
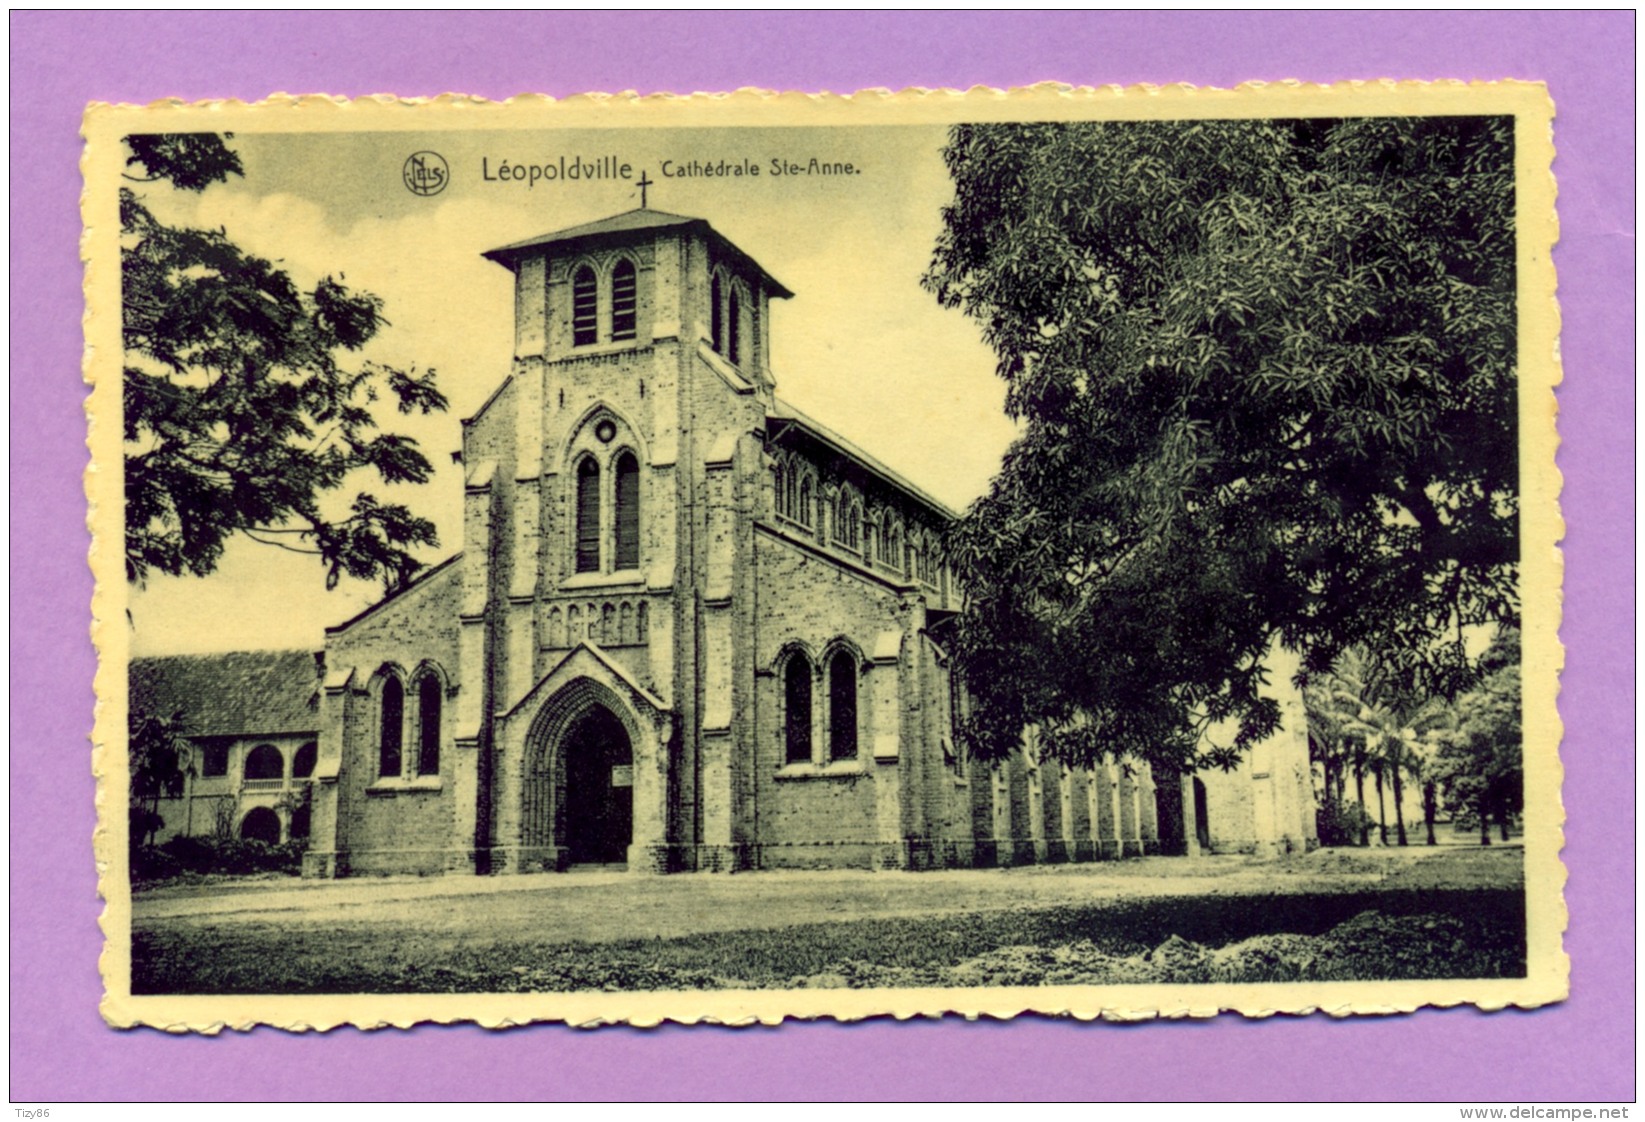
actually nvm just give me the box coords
[402,151,449,197]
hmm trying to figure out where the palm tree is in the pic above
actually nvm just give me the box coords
[1307,647,1460,848]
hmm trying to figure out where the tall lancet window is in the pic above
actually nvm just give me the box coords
[784,655,813,765]
[417,673,442,777]
[614,451,641,570]
[575,458,601,573]
[727,287,742,365]
[828,651,858,761]
[710,273,725,354]
[611,259,637,341]
[379,676,404,778]
[572,265,598,347]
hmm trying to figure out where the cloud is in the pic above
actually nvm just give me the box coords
[125,126,1013,653]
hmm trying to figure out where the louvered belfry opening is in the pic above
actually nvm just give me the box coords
[572,265,598,346]
[611,258,637,340]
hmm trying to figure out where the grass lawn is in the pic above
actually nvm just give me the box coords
[130,847,1525,994]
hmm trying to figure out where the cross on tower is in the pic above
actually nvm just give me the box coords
[636,170,654,209]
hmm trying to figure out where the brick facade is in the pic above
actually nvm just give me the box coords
[142,206,1319,879]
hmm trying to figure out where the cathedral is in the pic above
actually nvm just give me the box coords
[133,208,1317,877]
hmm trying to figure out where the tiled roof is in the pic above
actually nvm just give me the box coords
[129,649,320,738]
[769,399,960,522]
[485,208,700,253]
[481,207,793,298]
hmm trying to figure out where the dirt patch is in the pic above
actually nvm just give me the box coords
[769,911,1519,990]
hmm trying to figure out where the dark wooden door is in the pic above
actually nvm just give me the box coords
[564,707,633,864]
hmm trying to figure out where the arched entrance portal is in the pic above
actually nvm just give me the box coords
[563,705,634,865]
[240,806,281,845]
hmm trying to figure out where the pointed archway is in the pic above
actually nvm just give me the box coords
[561,704,633,865]
[497,644,673,874]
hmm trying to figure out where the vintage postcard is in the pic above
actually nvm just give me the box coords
[87,82,1564,1031]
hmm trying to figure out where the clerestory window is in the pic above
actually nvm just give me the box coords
[710,272,725,354]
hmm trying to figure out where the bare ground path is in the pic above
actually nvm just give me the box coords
[133,846,1518,941]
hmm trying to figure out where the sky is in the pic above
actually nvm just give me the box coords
[123,123,1018,655]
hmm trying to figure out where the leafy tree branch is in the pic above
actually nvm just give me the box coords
[121,134,449,593]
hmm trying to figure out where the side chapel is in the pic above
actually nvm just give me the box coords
[134,208,1316,876]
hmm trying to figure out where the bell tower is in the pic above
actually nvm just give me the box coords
[462,207,792,872]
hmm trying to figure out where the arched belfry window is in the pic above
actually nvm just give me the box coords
[828,651,858,761]
[417,674,442,776]
[572,265,598,347]
[379,676,404,778]
[727,287,742,365]
[575,458,601,573]
[614,451,641,570]
[611,259,638,341]
[710,273,725,354]
[784,654,813,765]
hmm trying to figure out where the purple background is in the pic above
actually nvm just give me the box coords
[10,12,1634,1102]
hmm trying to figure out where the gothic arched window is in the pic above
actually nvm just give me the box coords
[887,522,904,574]
[379,676,404,778]
[865,514,880,566]
[572,265,599,347]
[611,258,637,341]
[837,499,861,553]
[798,474,814,530]
[773,462,789,520]
[710,272,725,354]
[575,457,601,573]
[727,287,742,365]
[417,673,442,777]
[784,654,813,765]
[614,451,641,570]
[828,650,858,761]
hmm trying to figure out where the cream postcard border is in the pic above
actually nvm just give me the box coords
[85,80,1565,1031]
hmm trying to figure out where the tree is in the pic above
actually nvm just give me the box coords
[1433,629,1523,845]
[1304,649,1377,846]
[129,706,189,848]
[122,133,449,593]
[925,117,1519,771]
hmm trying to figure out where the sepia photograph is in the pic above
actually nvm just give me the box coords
[87,84,1563,1028]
